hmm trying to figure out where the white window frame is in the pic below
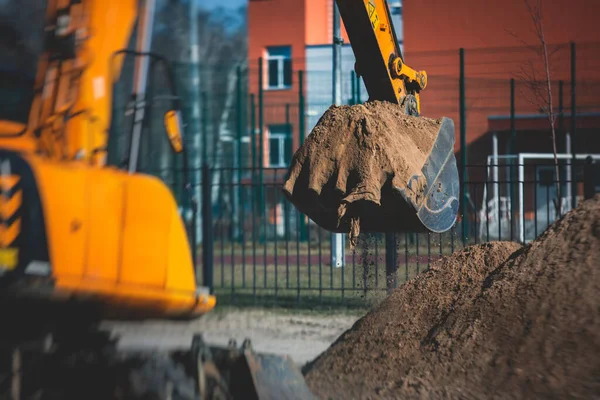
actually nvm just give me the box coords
[265,46,292,90]
[268,132,287,167]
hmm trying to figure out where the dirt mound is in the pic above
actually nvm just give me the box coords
[304,241,522,398]
[304,195,600,399]
[283,100,443,245]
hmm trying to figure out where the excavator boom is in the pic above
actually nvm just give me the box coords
[283,0,460,240]
[337,0,426,112]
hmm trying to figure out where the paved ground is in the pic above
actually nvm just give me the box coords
[103,308,363,366]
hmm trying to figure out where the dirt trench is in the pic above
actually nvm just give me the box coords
[304,194,600,400]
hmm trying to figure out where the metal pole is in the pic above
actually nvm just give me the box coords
[128,0,156,173]
[559,79,565,209]
[559,80,564,145]
[493,133,499,203]
[356,73,361,103]
[510,79,516,150]
[510,78,516,239]
[584,156,595,200]
[518,154,525,243]
[250,93,256,182]
[285,103,291,241]
[201,92,208,165]
[298,70,307,240]
[566,132,572,210]
[200,91,208,246]
[331,1,345,268]
[258,57,265,231]
[350,70,356,105]
[299,71,306,145]
[188,0,202,169]
[570,42,577,208]
[189,0,203,245]
[236,66,243,243]
[333,3,342,104]
[459,48,467,245]
[202,164,214,294]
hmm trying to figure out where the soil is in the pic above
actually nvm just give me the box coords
[106,309,359,366]
[283,101,443,245]
[304,194,600,400]
[0,311,359,399]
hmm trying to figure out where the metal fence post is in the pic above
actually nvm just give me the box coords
[285,103,291,242]
[299,70,306,144]
[332,4,346,268]
[201,91,208,167]
[459,48,468,245]
[258,57,265,238]
[559,80,564,143]
[200,90,208,247]
[236,65,244,244]
[201,163,214,294]
[570,42,577,209]
[510,78,516,240]
[583,156,595,200]
[350,70,356,105]
[250,93,257,213]
[385,233,397,294]
[356,73,361,103]
[298,70,307,241]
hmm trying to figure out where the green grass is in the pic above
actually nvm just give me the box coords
[202,230,478,310]
[197,233,465,257]
[211,260,427,310]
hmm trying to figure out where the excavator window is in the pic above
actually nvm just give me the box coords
[0,0,46,126]
[108,51,188,200]
[107,48,194,228]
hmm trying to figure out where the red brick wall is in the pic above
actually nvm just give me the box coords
[248,0,307,165]
[402,0,600,159]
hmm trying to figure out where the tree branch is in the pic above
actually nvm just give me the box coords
[510,0,562,215]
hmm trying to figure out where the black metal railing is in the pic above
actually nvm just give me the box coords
[166,159,598,309]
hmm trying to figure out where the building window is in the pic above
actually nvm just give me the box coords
[268,124,292,167]
[266,46,292,90]
[389,2,402,16]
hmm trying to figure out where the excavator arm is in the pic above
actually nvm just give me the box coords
[337,0,426,115]
[283,0,460,239]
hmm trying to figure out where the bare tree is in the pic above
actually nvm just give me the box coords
[153,1,247,239]
[509,0,562,214]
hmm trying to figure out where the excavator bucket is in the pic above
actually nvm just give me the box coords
[192,336,315,399]
[282,101,459,242]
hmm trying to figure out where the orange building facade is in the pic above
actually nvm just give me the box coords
[247,0,600,237]
[248,0,350,168]
[402,0,600,157]
[249,0,600,164]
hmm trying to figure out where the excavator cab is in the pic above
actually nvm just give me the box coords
[0,0,214,320]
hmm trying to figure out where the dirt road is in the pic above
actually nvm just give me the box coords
[103,308,361,366]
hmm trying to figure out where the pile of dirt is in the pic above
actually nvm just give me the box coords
[304,195,600,399]
[283,100,444,245]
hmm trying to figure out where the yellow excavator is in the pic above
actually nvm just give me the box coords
[0,0,312,398]
[0,0,458,398]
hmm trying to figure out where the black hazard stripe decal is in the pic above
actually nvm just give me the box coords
[0,160,21,248]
